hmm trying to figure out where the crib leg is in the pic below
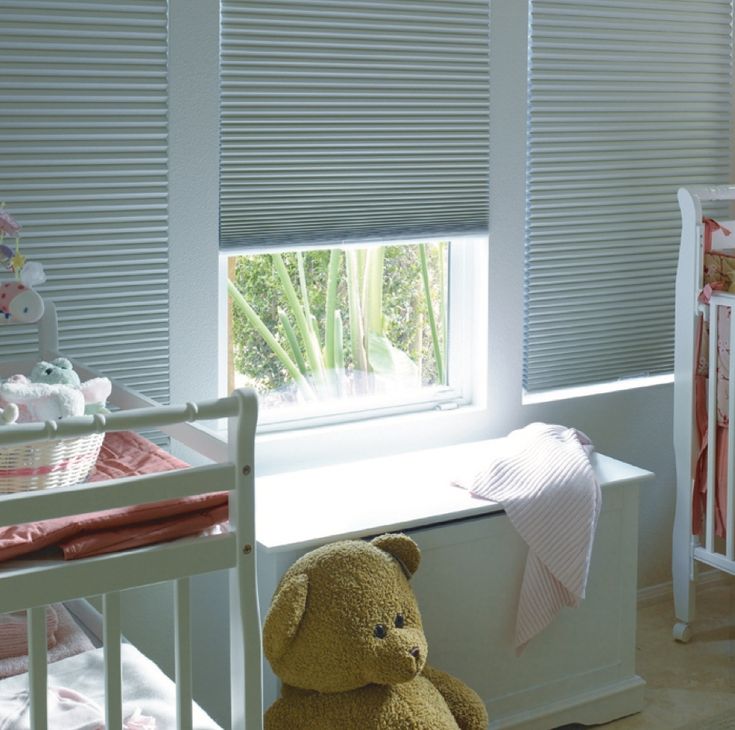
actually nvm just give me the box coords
[672,519,696,643]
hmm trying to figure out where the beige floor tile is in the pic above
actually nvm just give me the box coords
[560,576,735,730]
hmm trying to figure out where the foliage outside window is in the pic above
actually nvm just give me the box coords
[227,242,449,421]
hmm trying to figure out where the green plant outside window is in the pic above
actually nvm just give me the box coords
[228,242,448,416]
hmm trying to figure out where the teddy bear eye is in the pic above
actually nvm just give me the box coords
[373,624,387,639]
[394,614,405,628]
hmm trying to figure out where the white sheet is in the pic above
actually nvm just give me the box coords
[0,643,221,730]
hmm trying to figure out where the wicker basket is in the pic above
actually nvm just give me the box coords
[0,432,104,494]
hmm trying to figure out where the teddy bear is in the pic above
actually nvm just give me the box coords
[30,357,81,387]
[263,533,489,730]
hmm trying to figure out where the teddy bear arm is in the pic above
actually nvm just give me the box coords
[421,664,489,730]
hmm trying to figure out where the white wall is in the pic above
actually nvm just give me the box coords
[164,0,679,591]
[152,0,685,720]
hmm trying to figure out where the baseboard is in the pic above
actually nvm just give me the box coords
[637,568,735,607]
[489,675,646,730]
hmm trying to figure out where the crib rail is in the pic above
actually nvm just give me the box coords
[0,387,262,730]
[0,464,233,528]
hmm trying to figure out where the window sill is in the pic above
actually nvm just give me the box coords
[522,373,674,405]
[255,438,653,553]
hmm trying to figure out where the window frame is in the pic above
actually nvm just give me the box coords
[219,234,485,433]
[164,0,495,473]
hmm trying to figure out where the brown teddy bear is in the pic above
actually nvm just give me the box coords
[263,533,489,729]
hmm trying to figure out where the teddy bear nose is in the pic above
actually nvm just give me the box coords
[410,647,420,659]
[45,368,53,375]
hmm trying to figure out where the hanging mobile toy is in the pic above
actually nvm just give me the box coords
[0,206,46,325]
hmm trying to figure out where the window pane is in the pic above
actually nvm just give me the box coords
[227,242,451,423]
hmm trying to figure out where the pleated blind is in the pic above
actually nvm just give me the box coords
[0,0,170,405]
[220,0,490,249]
[524,0,734,393]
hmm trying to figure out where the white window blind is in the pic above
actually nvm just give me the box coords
[524,0,733,393]
[0,0,170,404]
[220,0,490,249]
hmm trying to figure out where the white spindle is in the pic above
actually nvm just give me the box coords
[104,592,123,730]
[175,578,193,730]
[728,305,735,560]
[707,302,718,552]
[28,606,48,730]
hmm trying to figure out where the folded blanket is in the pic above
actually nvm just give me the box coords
[452,422,601,653]
[0,432,228,564]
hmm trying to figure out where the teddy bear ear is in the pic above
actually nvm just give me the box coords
[263,572,309,662]
[371,533,421,577]
[52,357,73,370]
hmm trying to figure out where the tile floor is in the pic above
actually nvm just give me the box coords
[564,576,735,729]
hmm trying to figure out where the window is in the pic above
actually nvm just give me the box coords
[225,239,477,427]
[218,0,490,428]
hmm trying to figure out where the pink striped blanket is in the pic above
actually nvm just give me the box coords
[453,422,600,652]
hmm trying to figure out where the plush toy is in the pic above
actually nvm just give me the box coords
[0,403,18,425]
[263,533,489,730]
[0,281,44,324]
[29,358,111,415]
[30,357,81,387]
[0,375,85,422]
[0,210,46,325]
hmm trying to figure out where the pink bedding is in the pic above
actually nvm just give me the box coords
[0,431,228,564]
[0,603,94,679]
[694,220,735,538]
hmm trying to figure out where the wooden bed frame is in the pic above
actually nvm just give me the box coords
[0,302,262,729]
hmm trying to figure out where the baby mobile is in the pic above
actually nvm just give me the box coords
[0,205,46,324]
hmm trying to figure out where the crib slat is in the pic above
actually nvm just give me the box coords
[175,578,193,730]
[28,606,48,730]
[104,591,123,730]
[728,307,735,561]
[707,302,718,552]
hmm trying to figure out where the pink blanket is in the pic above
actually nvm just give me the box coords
[0,432,228,564]
[0,604,94,679]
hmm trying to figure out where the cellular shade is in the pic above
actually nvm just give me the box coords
[220,0,490,249]
[524,0,733,393]
[0,0,170,406]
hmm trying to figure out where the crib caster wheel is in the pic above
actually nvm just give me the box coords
[673,622,691,643]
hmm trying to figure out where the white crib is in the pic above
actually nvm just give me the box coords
[673,185,735,643]
[0,302,262,728]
